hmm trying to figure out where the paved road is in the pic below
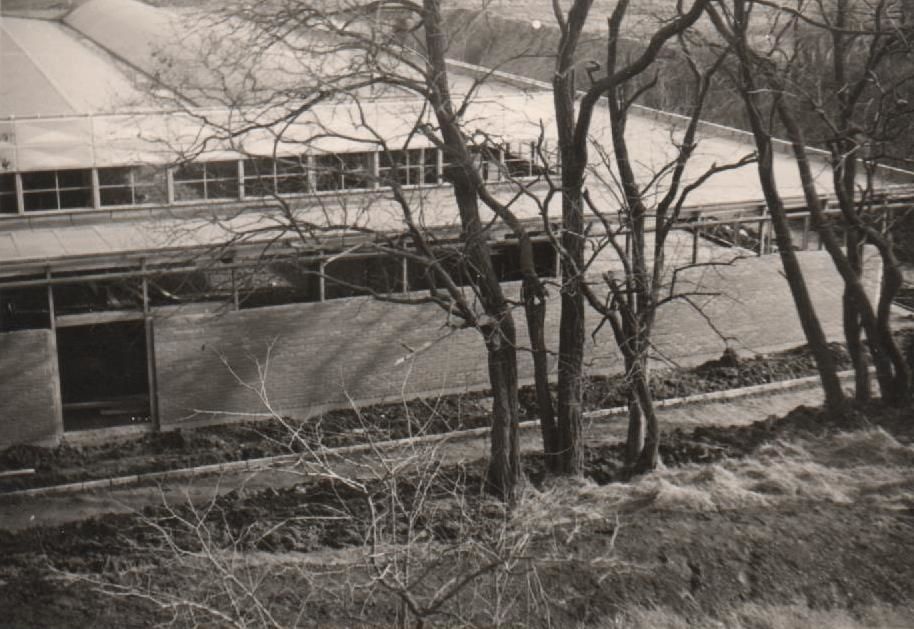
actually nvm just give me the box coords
[0,377,837,532]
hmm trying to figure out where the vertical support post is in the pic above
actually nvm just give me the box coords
[319,253,326,302]
[401,257,409,294]
[46,267,56,333]
[231,268,240,311]
[691,224,700,265]
[15,173,24,215]
[142,260,159,431]
[91,168,101,209]
[802,215,810,250]
[237,159,245,200]
[757,219,765,256]
[166,167,175,204]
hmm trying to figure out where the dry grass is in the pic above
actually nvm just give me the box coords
[515,428,914,526]
[595,601,914,629]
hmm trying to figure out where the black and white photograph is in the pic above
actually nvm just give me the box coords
[1,0,913,626]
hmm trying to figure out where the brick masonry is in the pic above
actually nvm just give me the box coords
[0,328,63,448]
[154,249,881,428]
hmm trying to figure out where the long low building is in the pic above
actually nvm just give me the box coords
[0,0,905,447]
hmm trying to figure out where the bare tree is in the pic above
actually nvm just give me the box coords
[710,0,914,409]
[548,0,714,474]
[708,0,848,415]
[145,0,574,502]
[573,12,754,474]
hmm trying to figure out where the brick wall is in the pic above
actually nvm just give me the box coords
[154,249,880,428]
[0,329,62,448]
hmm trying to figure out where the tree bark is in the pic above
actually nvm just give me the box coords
[720,0,847,415]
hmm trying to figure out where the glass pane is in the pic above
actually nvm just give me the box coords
[58,187,92,209]
[206,178,239,199]
[275,175,309,194]
[243,158,275,178]
[313,154,343,191]
[173,180,206,201]
[0,192,17,214]
[23,190,59,211]
[0,173,15,194]
[21,171,57,190]
[99,187,134,206]
[173,163,205,182]
[56,169,92,189]
[97,167,132,186]
[205,161,238,180]
[341,152,374,189]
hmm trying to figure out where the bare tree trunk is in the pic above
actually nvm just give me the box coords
[844,232,870,402]
[631,356,659,474]
[714,0,847,415]
[484,319,521,502]
[423,0,522,500]
[523,276,558,471]
[556,201,586,475]
[623,355,644,468]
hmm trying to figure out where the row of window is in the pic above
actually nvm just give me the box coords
[0,241,557,331]
[0,143,549,215]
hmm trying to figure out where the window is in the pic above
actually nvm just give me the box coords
[21,169,92,211]
[313,152,375,192]
[243,156,310,197]
[146,269,234,307]
[324,254,403,299]
[0,282,51,331]
[503,142,535,178]
[237,260,321,308]
[0,174,17,214]
[53,275,144,316]
[379,148,428,187]
[490,240,557,281]
[173,161,240,201]
[98,166,167,206]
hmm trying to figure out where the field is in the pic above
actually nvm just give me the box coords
[1,394,913,628]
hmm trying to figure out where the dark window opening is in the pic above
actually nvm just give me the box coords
[0,174,17,214]
[243,156,310,197]
[379,148,426,187]
[147,269,234,307]
[21,169,92,211]
[237,260,321,308]
[53,277,144,316]
[58,322,150,431]
[98,166,167,206]
[324,255,403,299]
[0,283,51,331]
[173,161,239,201]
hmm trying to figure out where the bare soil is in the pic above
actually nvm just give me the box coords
[1,400,912,628]
[0,342,854,492]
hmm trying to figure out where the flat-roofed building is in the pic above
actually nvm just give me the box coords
[0,0,906,447]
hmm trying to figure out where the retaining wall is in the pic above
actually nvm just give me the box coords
[154,249,880,428]
[0,328,63,447]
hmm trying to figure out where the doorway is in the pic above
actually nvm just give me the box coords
[56,321,151,431]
